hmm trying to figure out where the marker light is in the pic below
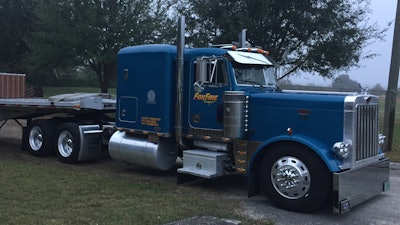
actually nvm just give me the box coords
[332,142,351,159]
[256,49,269,55]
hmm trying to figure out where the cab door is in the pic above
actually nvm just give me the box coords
[188,58,230,130]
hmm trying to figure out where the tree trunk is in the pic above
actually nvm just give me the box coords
[91,61,116,93]
[102,62,116,93]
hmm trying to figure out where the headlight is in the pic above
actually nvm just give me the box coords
[332,142,351,159]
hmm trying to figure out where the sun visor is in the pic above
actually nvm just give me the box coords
[228,51,273,65]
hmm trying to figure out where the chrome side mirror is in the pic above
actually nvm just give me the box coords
[194,58,208,93]
[196,58,207,83]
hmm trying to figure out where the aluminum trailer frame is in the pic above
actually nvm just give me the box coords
[0,93,116,121]
[0,92,117,163]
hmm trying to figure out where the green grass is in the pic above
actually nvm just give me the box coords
[0,156,268,225]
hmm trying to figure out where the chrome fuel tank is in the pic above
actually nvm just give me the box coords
[109,131,178,171]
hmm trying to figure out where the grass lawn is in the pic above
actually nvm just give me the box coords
[0,155,265,225]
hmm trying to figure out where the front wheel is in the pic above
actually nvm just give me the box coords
[55,123,81,163]
[259,144,331,212]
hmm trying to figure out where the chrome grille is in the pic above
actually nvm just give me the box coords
[355,104,378,161]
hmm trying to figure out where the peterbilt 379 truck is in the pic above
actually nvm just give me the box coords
[108,19,390,214]
[0,19,390,214]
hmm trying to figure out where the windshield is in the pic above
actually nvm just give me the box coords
[233,63,276,88]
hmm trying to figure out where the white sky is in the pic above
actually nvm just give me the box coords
[288,0,397,88]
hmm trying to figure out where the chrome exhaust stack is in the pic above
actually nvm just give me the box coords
[175,16,186,149]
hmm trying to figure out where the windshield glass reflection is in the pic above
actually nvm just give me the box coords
[233,64,276,88]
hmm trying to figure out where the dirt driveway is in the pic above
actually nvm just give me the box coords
[1,120,399,225]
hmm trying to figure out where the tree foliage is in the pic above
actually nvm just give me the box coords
[0,0,389,91]
[0,0,36,72]
[369,83,385,95]
[331,74,361,91]
[25,0,175,92]
[186,0,387,79]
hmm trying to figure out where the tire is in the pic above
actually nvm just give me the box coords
[26,119,54,157]
[55,123,81,163]
[259,144,331,212]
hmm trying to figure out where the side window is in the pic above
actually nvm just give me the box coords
[194,59,228,85]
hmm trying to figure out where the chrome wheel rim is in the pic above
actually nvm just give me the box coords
[271,156,311,199]
[29,126,43,151]
[58,130,73,157]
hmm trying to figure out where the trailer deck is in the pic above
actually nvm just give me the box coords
[0,93,116,120]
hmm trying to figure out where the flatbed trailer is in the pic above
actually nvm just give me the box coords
[0,92,115,120]
[0,93,116,163]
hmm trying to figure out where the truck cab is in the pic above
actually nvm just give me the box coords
[109,43,390,214]
[186,49,276,132]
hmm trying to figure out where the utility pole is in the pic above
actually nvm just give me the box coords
[383,0,400,152]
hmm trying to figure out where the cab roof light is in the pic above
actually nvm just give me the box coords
[236,47,270,55]
[257,49,269,55]
[211,42,270,54]
[219,44,238,51]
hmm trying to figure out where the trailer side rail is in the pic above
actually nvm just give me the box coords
[0,93,116,120]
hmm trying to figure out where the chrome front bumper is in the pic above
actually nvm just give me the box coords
[333,158,390,214]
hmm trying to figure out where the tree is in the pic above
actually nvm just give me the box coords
[186,0,387,80]
[24,0,80,84]
[331,74,361,91]
[0,0,36,72]
[25,0,175,92]
[370,83,385,96]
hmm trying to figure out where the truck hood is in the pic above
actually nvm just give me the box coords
[247,90,347,148]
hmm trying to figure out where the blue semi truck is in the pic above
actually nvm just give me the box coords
[0,18,390,214]
[108,19,390,213]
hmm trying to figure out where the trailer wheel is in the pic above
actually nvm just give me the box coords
[26,119,54,157]
[55,123,80,163]
[259,144,331,212]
